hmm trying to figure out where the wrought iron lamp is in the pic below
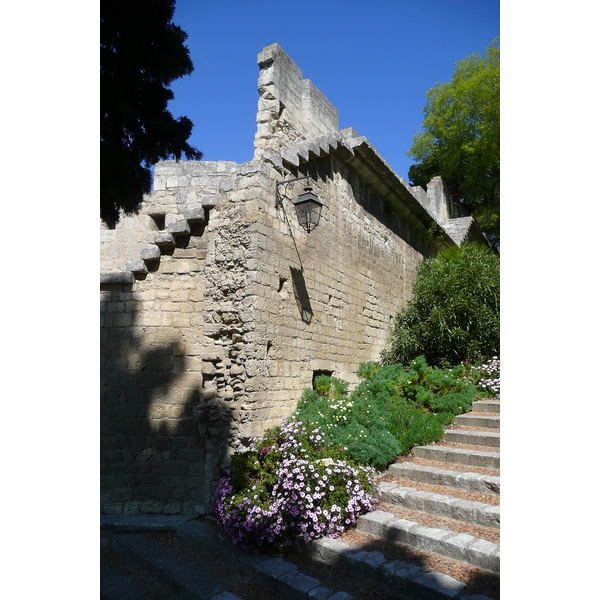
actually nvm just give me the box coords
[275,176,323,233]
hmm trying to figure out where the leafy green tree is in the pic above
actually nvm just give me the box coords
[381,243,500,367]
[101,0,202,227]
[408,39,499,245]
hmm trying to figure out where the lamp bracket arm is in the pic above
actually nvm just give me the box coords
[275,175,311,206]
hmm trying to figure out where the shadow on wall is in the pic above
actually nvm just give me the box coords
[290,266,313,324]
[100,288,232,515]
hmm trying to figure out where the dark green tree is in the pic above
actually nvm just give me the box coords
[101,0,202,227]
[408,39,499,246]
[381,243,500,367]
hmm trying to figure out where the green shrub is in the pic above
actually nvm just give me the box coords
[356,361,380,380]
[295,359,476,467]
[312,375,348,400]
[387,401,450,454]
[398,356,474,415]
[381,242,500,367]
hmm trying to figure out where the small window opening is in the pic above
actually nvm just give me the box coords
[312,369,333,388]
[150,214,166,231]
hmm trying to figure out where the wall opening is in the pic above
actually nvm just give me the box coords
[150,214,166,231]
[312,369,333,388]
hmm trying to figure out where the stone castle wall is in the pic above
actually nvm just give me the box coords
[100,43,466,516]
[254,43,339,160]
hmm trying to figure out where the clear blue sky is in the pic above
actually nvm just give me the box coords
[167,0,499,182]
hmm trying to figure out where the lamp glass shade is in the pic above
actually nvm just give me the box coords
[293,187,323,233]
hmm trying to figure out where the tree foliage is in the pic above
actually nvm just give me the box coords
[408,39,499,245]
[381,243,500,367]
[100,0,202,227]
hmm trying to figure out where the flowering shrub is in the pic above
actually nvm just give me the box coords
[467,356,500,398]
[214,418,380,552]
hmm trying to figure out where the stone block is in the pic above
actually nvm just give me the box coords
[306,587,335,600]
[443,533,474,562]
[151,461,188,475]
[154,232,175,247]
[483,505,500,528]
[422,493,456,518]
[101,271,133,285]
[167,220,191,235]
[410,571,467,598]
[278,570,321,600]
[202,195,221,208]
[451,499,480,524]
[345,549,387,576]
[306,537,351,566]
[386,519,419,544]
[467,538,500,572]
[162,501,183,515]
[126,260,147,274]
[380,559,422,584]
[356,511,396,537]
[184,207,207,223]
[254,558,298,590]
[404,489,428,511]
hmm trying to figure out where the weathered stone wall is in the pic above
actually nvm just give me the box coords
[100,161,241,275]
[100,43,470,516]
[101,248,210,515]
[101,161,271,514]
[237,156,430,434]
[254,43,338,160]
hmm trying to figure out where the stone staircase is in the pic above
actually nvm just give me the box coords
[305,398,500,599]
[101,399,500,599]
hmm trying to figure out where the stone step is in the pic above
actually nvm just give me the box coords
[443,429,500,448]
[101,514,196,536]
[379,482,500,529]
[387,462,500,495]
[454,414,500,429]
[413,445,500,469]
[471,400,500,414]
[176,520,352,599]
[356,510,500,574]
[100,559,147,600]
[305,535,497,600]
[112,533,237,599]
